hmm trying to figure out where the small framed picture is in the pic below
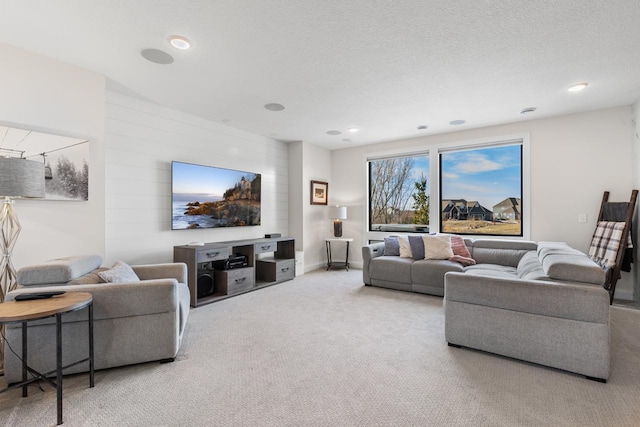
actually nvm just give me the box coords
[310,180,328,205]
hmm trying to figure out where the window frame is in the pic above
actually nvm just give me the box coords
[364,134,530,243]
[438,142,524,237]
[367,150,431,234]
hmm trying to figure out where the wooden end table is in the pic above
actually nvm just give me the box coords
[0,291,94,425]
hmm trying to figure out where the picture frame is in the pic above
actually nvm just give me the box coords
[0,124,89,201]
[310,180,328,205]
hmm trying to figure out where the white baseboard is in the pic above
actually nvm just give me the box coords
[303,261,363,273]
[614,289,634,301]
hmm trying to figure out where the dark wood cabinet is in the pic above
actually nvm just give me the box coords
[174,237,295,307]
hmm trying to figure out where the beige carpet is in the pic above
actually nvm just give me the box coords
[1,269,640,426]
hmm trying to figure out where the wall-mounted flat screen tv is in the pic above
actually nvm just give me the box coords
[171,161,261,230]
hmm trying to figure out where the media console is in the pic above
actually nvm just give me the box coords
[173,237,295,307]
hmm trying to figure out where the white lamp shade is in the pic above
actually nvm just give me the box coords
[328,206,347,220]
[0,157,45,198]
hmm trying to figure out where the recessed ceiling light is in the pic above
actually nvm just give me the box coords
[521,107,537,114]
[327,130,341,135]
[264,103,285,111]
[449,120,466,126]
[141,48,174,64]
[417,125,428,130]
[568,83,588,92]
[347,127,359,133]
[168,35,191,50]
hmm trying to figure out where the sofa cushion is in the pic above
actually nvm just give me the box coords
[537,242,606,285]
[370,256,414,283]
[383,236,400,256]
[464,264,517,278]
[411,259,463,286]
[98,261,141,283]
[516,251,549,281]
[17,255,103,286]
[422,235,454,260]
[470,240,537,267]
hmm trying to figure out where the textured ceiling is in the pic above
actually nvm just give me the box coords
[1,1,639,150]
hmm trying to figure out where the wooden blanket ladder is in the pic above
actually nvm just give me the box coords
[592,190,638,304]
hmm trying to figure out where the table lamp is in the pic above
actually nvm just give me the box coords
[328,205,347,238]
[0,157,45,301]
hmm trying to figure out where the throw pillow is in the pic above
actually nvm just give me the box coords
[383,236,400,256]
[408,235,425,260]
[449,254,476,266]
[68,268,109,285]
[449,235,472,258]
[422,235,454,260]
[98,261,140,283]
[398,236,413,258]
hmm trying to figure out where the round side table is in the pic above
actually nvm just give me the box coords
[0,291,94,425]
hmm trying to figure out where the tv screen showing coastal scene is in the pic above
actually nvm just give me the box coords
[172,161,261,230]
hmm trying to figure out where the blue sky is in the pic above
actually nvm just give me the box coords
[412,155,430,183]
[172,161,257,197]
[440,145,521,209]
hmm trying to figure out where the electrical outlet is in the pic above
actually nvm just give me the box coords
[578,213,587,223]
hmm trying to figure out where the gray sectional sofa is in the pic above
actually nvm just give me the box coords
[363,238,537,295]
[3,256,191,384]
[362,238,611,381]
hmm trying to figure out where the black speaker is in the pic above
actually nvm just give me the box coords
[197,271,214,298]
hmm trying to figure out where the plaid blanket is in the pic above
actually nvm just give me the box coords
[588,221,628,268]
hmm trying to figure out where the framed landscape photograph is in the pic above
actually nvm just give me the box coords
[310,180,328,205]
[0,124,89,201]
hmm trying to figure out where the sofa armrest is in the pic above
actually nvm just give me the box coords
[362,242,385,284]
[132,262,187,283]
[6,279,181,322]
[444,272,609,324]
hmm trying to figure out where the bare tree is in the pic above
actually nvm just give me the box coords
[370,157,415,225]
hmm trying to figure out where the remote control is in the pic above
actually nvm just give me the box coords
[14,291,66,301]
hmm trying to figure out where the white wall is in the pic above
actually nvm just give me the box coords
[0,42,106,268]
[288,141,304,251]
[287,141,332,272]
[303,142,332,271]
[332,107,636,285]
[104,91,289,265]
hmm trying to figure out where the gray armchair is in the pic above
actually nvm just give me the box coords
[3,256,190,384]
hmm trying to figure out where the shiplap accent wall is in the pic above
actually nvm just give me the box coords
[104,91,289,266]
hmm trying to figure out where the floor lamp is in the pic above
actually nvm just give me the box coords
[0,157,45,302]
[0,156,43,374]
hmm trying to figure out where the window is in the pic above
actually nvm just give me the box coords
[368,153,430,233]
[365,136,528,239]
[439,143,523,236]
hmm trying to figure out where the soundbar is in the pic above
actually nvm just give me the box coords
[265,233,281,238]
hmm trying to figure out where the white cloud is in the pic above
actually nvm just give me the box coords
[442,172,458,179]
[456,153,502,173]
